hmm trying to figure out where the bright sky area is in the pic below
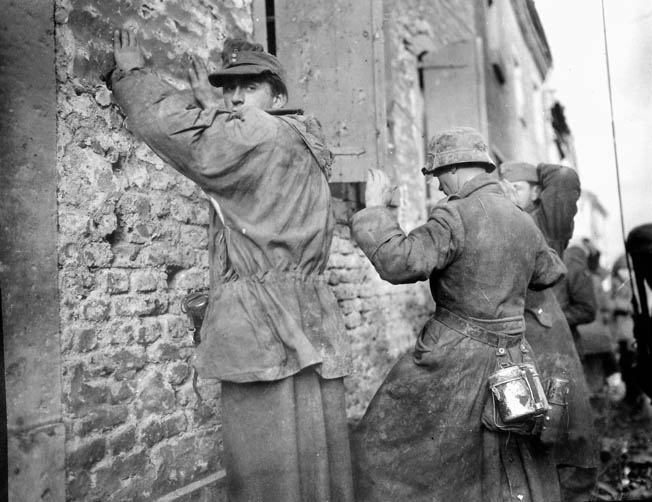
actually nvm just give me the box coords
[535,0,652,265]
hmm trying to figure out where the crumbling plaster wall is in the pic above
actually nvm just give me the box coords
[383,0,477,228]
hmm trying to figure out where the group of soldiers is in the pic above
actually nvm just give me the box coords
[111,30,606,502]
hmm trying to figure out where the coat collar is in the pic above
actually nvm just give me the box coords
[277,114,333,178]
[448,172,502,201]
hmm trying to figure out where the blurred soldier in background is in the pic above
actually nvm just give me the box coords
[558,238,597,341]
[569,239,625,403]
[502,162,599,502]
[617,222,652,415]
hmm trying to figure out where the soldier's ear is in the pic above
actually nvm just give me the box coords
[531,184,542,201]
[270,93,287,109]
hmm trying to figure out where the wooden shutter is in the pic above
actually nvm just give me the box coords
[421,38,488,140]
[273,0,386,182]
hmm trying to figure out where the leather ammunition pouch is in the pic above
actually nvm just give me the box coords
[538,377,570,446]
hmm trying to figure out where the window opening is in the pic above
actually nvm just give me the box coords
[265,0,276,55]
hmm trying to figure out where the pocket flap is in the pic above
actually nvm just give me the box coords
[526,307,553,328]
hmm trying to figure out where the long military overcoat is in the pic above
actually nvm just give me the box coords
[526,165,599,470]
[351,174,566,502]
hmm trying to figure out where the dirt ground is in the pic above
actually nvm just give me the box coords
[591,392,652,501]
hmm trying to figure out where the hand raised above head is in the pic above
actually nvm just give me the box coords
[365,168,397,208]
[188,57,220,109]
[113,28,145,72]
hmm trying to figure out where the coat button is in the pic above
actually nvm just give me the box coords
[497,347,506,355]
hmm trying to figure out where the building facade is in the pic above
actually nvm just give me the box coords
[1,0,569,500]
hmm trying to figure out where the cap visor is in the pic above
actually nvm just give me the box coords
[432,161,496,176]
[208,65,273,87]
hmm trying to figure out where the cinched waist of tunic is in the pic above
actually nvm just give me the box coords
[212,269,326,296]
[196,268,351,383]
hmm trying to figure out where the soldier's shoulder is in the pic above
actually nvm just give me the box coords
[427,196,464,225]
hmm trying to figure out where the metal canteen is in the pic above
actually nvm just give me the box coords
[488,363,550,422]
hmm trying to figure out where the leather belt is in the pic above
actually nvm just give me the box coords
[434,307,525,349]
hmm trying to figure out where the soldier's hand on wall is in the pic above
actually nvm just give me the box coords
[364,169,396,208]
[188,57,220,109]
[113,29,145,72]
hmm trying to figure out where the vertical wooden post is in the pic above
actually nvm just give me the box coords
[275,0,387,183]
[251,0,269,49]
[0,1,65,500]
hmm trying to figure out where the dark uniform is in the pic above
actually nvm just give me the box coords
[502,162,600,501]
[352,129,566,502]
[558,244,598,344]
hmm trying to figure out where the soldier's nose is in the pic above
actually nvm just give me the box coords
[232,87,244,104]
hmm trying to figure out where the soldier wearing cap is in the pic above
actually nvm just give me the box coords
[351,127,566,502]
[501,161,600,502]
[111,29,354,502]
[501,161,579,256]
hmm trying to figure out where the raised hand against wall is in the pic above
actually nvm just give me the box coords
[113,29,145,72]
[188,57,220,109]
[364,169,397,208]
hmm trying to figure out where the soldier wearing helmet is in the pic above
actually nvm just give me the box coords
[501,161,579,256]
[420,126,496,195]
[351,127,566,502]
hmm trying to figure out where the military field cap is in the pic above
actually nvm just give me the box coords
[208,38,287,93]
[423,126,496,175]
[501,161,539,184]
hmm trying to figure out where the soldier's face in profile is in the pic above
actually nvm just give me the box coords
[223,77,285,112]
[511,181,540,212]
[437,170,457,195]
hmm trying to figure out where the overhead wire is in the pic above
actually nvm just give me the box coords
[599,0,640,314]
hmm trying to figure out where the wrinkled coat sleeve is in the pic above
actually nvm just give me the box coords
[351,204,463,284]
[111,69,277,192]
[529,234,567,291]
[561,248,598,327]
[532,163,581,256]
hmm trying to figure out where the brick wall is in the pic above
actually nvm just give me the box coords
[57,1,250,500]
[328,223,433,419]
